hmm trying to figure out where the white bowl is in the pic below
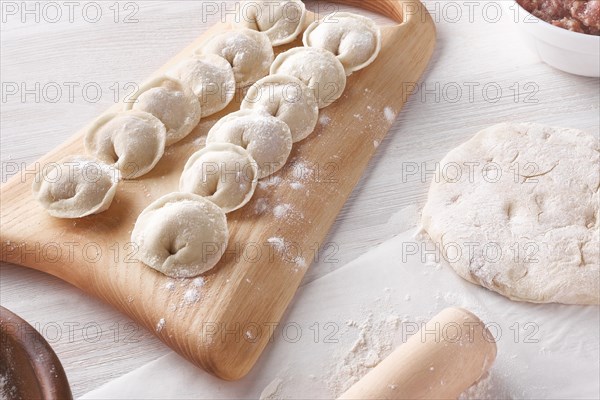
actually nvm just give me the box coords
[513,1,600,77]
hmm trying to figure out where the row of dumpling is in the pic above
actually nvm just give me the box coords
[177,3,385,212]
[129,2,383,278]
[32,1,382,280]
[31,1,283,218]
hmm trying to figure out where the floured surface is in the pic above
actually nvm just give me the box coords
[81,229,600,399]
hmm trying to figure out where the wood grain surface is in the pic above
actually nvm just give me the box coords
[2,1,598,396]
[0,0,435,380]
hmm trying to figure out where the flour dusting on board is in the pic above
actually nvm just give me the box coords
[273,204,292,219]
[156,318,166,333]
[254,197,269,214]
[384,106,395,123]
[184,288,200,304]
[319,114,331,126]
[267,237,286,252]
[259,175,282,189]
[193,277,205,288]
[290,181,304,190]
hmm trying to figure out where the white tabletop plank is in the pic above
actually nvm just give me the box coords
[1,1,598,397]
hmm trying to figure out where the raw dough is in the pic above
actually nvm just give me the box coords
[241,74,319,143]
[206,110,293,178]
[197,28,274,87]
[167,54,236,118]
[270,47,346,109]
[84,110,166,179]
[180,143,258,213]
[32,155,119,218]
[303,12,382,75]
[234,0,307,46]
[421,123,599,304]
[131,192,229,278]
[125,76,201,145]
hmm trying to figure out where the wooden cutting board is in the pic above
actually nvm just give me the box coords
[0,0,435,381]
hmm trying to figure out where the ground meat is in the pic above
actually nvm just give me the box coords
[517,0,600,35]
[552,16,586,31]
[570,0,600,30]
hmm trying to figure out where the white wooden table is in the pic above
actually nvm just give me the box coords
[1,1,598,397]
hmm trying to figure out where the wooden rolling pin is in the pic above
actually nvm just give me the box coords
[339,307,497,400]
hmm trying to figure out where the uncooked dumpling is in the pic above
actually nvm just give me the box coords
[241,74,319,143]
[84,110,166,179]
[32,155,119,218]
[125,76,201,145]
[270,47,346,109]
[167,54,236,117]
[131,192,229,278]
[197,29,274,87]
[421,123,599,305]
[180,143,258,213]
[303,12,382,75]
[206,110,293,178]
[234,0,307,46]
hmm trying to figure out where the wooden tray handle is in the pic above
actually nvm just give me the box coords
[327,0,429,26]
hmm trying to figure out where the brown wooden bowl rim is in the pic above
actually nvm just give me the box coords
[0,305,73,400]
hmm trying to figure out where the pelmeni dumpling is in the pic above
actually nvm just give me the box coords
[303,12,382,75]
[32,155,119,218]
[234,0,307,46]
[270,47,346,109]
[206,110,293,178]
[241,74,319,143]
[196,29,274,87]
[125,76,201,145]
[180,143,258,213]
[131,192,229,278]
[84,110,166,179]
[167,54,236,118]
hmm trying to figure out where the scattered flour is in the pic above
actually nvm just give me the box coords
[384,106,395,123]
[289,160,314,182]
[293,256,307,269]
[267,237,286,253]
[373,140,380,148]
[183,288,200,304]
[0,372,17,400]
[193,136,205,148]
[458,373,504,399]
[193,277,205,288]
[245,330,256,341]
[164,281,176,291]
[259,175,282,189]
[156,318,166,333]
[326,311,402,396]
[260,377,283,400]
[254,198,269,214]
[289,181,304,190]
[273,204,292,219]
[319,115,331,126]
